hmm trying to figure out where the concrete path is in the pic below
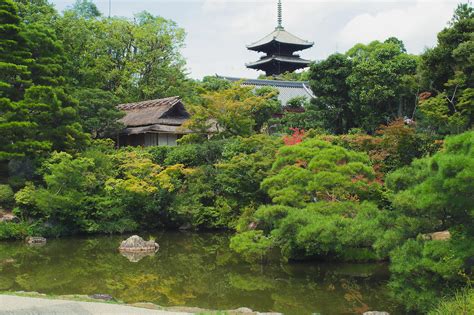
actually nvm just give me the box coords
[0,295,193,315]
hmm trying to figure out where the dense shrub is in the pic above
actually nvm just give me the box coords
[13,140,186,235]
[168,135,280,229]
[384,130,474,312]
[0,222,30,240]
[386,131,474,234]
[0,184,14,209]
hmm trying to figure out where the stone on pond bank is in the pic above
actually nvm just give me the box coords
[89,293,114,301]
[118,235,159,253]
[0,213,20,223]
[25,236,47,245]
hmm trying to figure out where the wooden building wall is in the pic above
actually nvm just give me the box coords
[119,133,179,147]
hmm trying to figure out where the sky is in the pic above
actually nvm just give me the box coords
[50,0,461,80]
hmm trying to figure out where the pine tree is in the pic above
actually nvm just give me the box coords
[0,0,31,100]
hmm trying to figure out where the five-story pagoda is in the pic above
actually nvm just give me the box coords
[246,0,314,76]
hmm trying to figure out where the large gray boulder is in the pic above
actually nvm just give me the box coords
[118,235,159,253]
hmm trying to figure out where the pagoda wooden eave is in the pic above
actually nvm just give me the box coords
[246,55,311,68]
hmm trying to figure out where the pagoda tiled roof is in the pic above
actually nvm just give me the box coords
[247,27,314,52]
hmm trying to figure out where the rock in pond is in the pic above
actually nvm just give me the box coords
[26,236,47,245]
[118,235,159,253]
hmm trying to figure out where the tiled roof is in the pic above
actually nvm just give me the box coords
[246,55,312,68]
[219,76,315,106]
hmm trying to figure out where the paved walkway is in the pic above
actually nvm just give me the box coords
[0,295,193,315]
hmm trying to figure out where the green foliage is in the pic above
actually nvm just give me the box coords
[346,39,418,132]
[168,135,280,229]
[229,230,273,263]
[0,0,31,100]
[185,83,279,138]
[13,141,186,234]
[162,140,228,167]
[73,88,124,138]
[262,138,381,207]
[383,130,474,312]
[272,96,323,132]
[309,53,354,134]
[429,288,474,315]
[0,184,14,208]
[309,39,418,133]
[389,237,473,312]
[267,201,385,261]
[56,9,191,101]
[0,221,30,240]
[386,131,474,234]
[418,3,474,134]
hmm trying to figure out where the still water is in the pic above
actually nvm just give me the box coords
[0,232,400,315]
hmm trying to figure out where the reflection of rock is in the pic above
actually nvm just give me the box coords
[119,235,159,253]
[179,223,192,230]
[0,258,16,265]
[120,250,156,263]
[26,236,47,245]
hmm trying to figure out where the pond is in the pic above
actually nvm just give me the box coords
[0,232,401,315]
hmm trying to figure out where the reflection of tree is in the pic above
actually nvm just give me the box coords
[0,233,397,314]
[228,273,275,291]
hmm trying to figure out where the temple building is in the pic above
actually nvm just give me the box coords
[117,96,191,147]
[246,0,314,76]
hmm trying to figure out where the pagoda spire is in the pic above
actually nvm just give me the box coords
[246,0,314,76]
[277,0,283,29]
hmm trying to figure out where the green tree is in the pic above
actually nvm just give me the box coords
[185,84,277,138]
[70,0,101,20]
[346,39,419,132]
[384,131,474,312]
[309,53,354,133]
[56,9,190,101]
[73,88,124,138]
[19,86,89,153]
[418,3,474,134]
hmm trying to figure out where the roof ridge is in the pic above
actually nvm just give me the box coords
[117,96,180,110]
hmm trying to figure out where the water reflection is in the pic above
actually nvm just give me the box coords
[0,232,399,315]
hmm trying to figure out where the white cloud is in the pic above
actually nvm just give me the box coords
[337,0,458,53]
